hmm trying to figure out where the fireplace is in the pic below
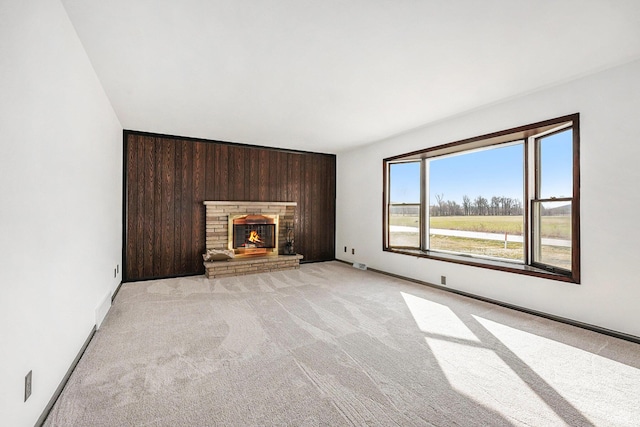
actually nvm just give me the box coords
[228,214,278,257]
[203,201,301,278]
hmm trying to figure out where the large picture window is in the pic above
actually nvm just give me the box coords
[383,114,580,283]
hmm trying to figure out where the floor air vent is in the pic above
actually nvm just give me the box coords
[352,262,367,270]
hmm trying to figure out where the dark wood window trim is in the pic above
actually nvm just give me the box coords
[383,114,580,284]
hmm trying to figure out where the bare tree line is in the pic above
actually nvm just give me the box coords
[431,194,523,217]
[390,194,569,217]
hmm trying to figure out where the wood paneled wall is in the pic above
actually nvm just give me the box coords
[124,131,336,281]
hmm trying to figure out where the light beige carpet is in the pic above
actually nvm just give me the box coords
[44,261,640,426]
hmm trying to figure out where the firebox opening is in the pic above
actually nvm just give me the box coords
[229,214,279,257]
[233,224,276,249]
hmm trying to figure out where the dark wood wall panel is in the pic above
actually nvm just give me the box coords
[124,132,336,281]
[190,141,207,275]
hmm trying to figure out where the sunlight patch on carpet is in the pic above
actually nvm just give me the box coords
[402,291,563,425]
[401,291,480,342]
[475,315,640,426]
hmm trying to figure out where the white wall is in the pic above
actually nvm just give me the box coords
[337,59,640,338]
[0,0,122,425]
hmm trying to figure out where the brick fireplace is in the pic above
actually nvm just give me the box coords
[203,201,303,278]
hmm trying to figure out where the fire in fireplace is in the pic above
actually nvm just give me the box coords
[229,214,278,256]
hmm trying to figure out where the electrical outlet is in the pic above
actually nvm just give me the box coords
[25,370,32,402]
[441,276,447,285]
[351,248,355,255]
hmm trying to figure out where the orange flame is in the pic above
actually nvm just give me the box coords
[248,230,262,244]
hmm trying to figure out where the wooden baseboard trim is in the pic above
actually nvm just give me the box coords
[111,280,123,303]
[35,326,97,427]
[335,259,640,345]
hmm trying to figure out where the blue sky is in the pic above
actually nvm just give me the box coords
[389,129,572,205]
[539,130,573,198]
[430,143,523,205]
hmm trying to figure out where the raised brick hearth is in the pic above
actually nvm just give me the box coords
[203,201,301,278]
[204,254,303,278]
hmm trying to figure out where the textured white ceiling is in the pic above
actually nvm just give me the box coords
[61,0,640,153]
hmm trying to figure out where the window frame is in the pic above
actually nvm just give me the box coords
[383,113,580,284]
[387,160,423,249]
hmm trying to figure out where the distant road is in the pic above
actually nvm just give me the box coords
[390,226,570,247]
